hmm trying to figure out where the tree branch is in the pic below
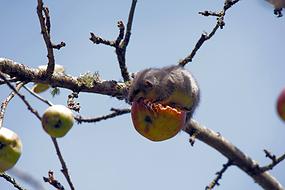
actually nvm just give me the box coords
[114,0,137,82]
[0,173,27,190]
[121,0,137,50]
[183,119,284,190]
[23,85,54,106]
[0,72,41,120]
[0,82,25,129]
[51,138,75,190]
[90,0,137,82]
[179,0,240,66]
[206,160,233,190]
[75,108,131,123]
[260,150,285,172]
[0,58,128,100]
[43,170,65,190]
[36,0,65,78]
[36,0,55,78]
[0,77,19,85]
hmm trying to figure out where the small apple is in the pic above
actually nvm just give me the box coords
[31,83,50,94]
[32,64,65,94]
[131,99,186,142]
[277,88,285,122]
[0,127,22,173]
[41,105,74,138]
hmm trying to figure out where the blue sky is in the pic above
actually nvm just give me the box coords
[1,0,285,190]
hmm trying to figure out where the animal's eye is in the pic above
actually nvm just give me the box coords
[133,89,140,96]
[144,80,153,88]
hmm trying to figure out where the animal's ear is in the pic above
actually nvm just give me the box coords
[143,80,153,88]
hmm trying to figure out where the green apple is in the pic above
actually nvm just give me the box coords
[0,127,22,173]
[41,105,74,138]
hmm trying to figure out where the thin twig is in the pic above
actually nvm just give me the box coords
[24,84,128,123]
[52,42,66,50]
[37,0,55,78]
[51,138,75,190]
[179,0,240,66]
[89,33,116,46]
[90,0,137,82]
[205,160,233,190]
[115,21,125,46]
[260,150,285,172]
[0,72,41,120]
[198,10,222,17]
[22,85,53,106]
[67,92,80,112]
[75,108,131,123]
[43,170,65,190]
[25,85,128,125]
[0,82,25,129]
[115,0,137,82]
[121,0,137,50]
[0,173,27,190]
[36,0,65,78]
[273,8,283,17]
[0,77,19,85]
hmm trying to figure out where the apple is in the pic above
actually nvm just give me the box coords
[0,127,22,173]
[277,88,285,122]
[131,99,186,141]
[32,64,65,94]
[31,83,50,94]
[41,105,74,138]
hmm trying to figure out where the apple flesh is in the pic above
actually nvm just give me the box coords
[0,127,22,173]
[41,105,74,138]
[131,99,186,141]
[277,88,285,122]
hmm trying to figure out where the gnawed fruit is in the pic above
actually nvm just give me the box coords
[131,99,186,141]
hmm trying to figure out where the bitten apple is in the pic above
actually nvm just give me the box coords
[277,88,285,122]
[41,105,74,138]
[0,127,22,173]
[131,99,186,141]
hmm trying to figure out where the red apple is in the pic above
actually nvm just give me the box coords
[277,88,285,122]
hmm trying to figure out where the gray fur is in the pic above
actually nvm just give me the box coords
[128,65,200,120]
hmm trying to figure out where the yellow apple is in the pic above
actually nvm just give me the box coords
[0,127,22,173]
[31,83,50,94]
[131,99,186,141]
[41,105,74,138]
